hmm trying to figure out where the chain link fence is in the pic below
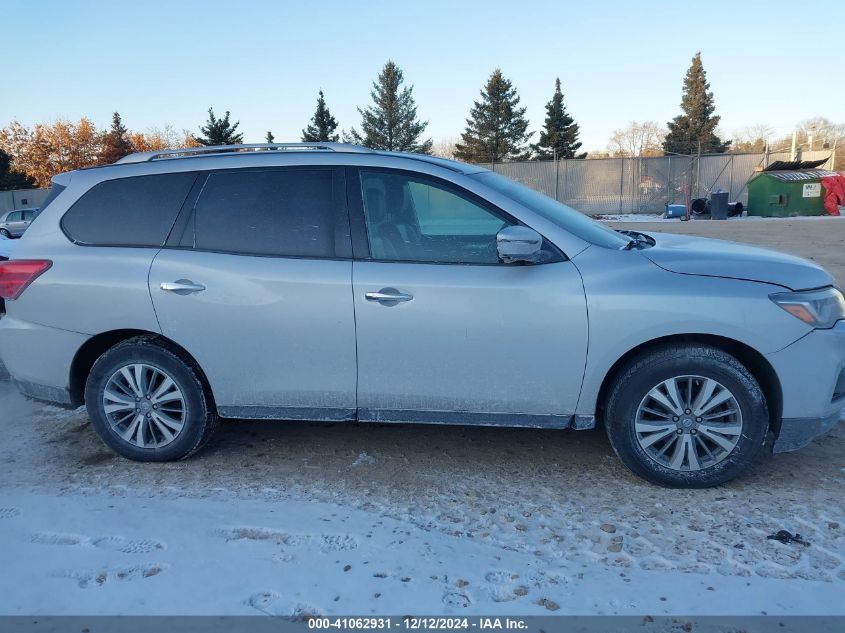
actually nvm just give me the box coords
[489,150,833,216]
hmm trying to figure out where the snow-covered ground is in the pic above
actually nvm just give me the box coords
[2,372,844,618]
[598,213,845,222]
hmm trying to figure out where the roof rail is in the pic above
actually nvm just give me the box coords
[115,142,373,164]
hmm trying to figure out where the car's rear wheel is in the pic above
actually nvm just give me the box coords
[604,344,768,488]
[85,337,218,461]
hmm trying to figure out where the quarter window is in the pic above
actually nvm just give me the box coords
[360,171,513,264]
[192,169,339,258]
[62,172,196,246]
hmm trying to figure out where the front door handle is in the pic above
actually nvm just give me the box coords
[365,288,413,304]
[160,279,206,295]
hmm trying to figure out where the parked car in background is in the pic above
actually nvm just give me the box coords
[0,143,843,488]
[0,208,40,238]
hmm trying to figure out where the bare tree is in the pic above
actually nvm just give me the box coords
[731,123,774,153]
[607,121,666,157]
[431,137,459,159]
[798,117,845,151]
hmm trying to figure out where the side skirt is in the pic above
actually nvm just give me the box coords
[216,405,597,431]
[356,408,594,430]
[217,405,356,422]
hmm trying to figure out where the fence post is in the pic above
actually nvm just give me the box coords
[553,149,559,201]
[695,143,702,198]
[636,156,641,213]
[667,155,672,208]
[619,158,625,213]
[562,159,569,204]
[728,155,734,201]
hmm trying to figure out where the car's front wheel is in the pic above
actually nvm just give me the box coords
[604,344,769,488]
[85,337,218,461]
[0,229,10,238]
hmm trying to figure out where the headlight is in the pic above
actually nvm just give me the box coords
[770,287,845,328]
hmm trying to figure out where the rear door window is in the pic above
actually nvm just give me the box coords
[191,168,345,258]
[62,172,196,246]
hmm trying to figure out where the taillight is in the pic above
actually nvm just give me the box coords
[0,260,52,300]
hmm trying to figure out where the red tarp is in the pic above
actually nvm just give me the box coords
[820,174,845,216]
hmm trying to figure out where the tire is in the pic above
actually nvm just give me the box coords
[604,344,768,488]
[85,336,218,461]
[690,198,708,216]
[0,229,10,238]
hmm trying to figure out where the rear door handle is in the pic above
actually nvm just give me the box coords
[365,288,413,304]
[160,280,206,294]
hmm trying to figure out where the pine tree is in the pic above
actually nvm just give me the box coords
[100,112,134,164]
[454,69,533,163]
[265,130,275,143]
[0,148,35,191]
[348,61,432,153]
[531,78,585,160]
[663,53,730,155]
[195,108,243,146]
[302,90,340,142]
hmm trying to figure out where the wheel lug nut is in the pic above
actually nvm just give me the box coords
[696,417,702,423]
[691,429,697,435]
[676,429,683,435]
[685,409,691,414]
[672,416,679,422]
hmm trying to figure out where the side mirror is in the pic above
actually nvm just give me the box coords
[497,225,543,264]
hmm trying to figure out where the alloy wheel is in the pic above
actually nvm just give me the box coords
[102,363,186,448]
[634,375,743,471]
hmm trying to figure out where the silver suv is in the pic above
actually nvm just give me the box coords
[1,143,843,487]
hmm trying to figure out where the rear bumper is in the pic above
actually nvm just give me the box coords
[766,320,845,452]
[0,316,87,406]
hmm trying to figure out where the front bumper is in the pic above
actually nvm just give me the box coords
[773,411,842,453]
[766,320,845,453]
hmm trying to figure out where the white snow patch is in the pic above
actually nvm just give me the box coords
[598,213,845,223]
[351,451,376,467]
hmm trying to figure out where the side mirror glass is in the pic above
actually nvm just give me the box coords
[496,225,543,264]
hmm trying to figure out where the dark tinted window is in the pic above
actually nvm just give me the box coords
[62,173,195,246]
[193,169,338,258]
[6,211,22,222]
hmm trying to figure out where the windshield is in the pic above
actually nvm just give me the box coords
[470,171,631,249]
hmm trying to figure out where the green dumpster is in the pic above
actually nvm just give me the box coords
[747,161,837,217]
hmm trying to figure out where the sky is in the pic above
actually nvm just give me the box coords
[3,0,842,153]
